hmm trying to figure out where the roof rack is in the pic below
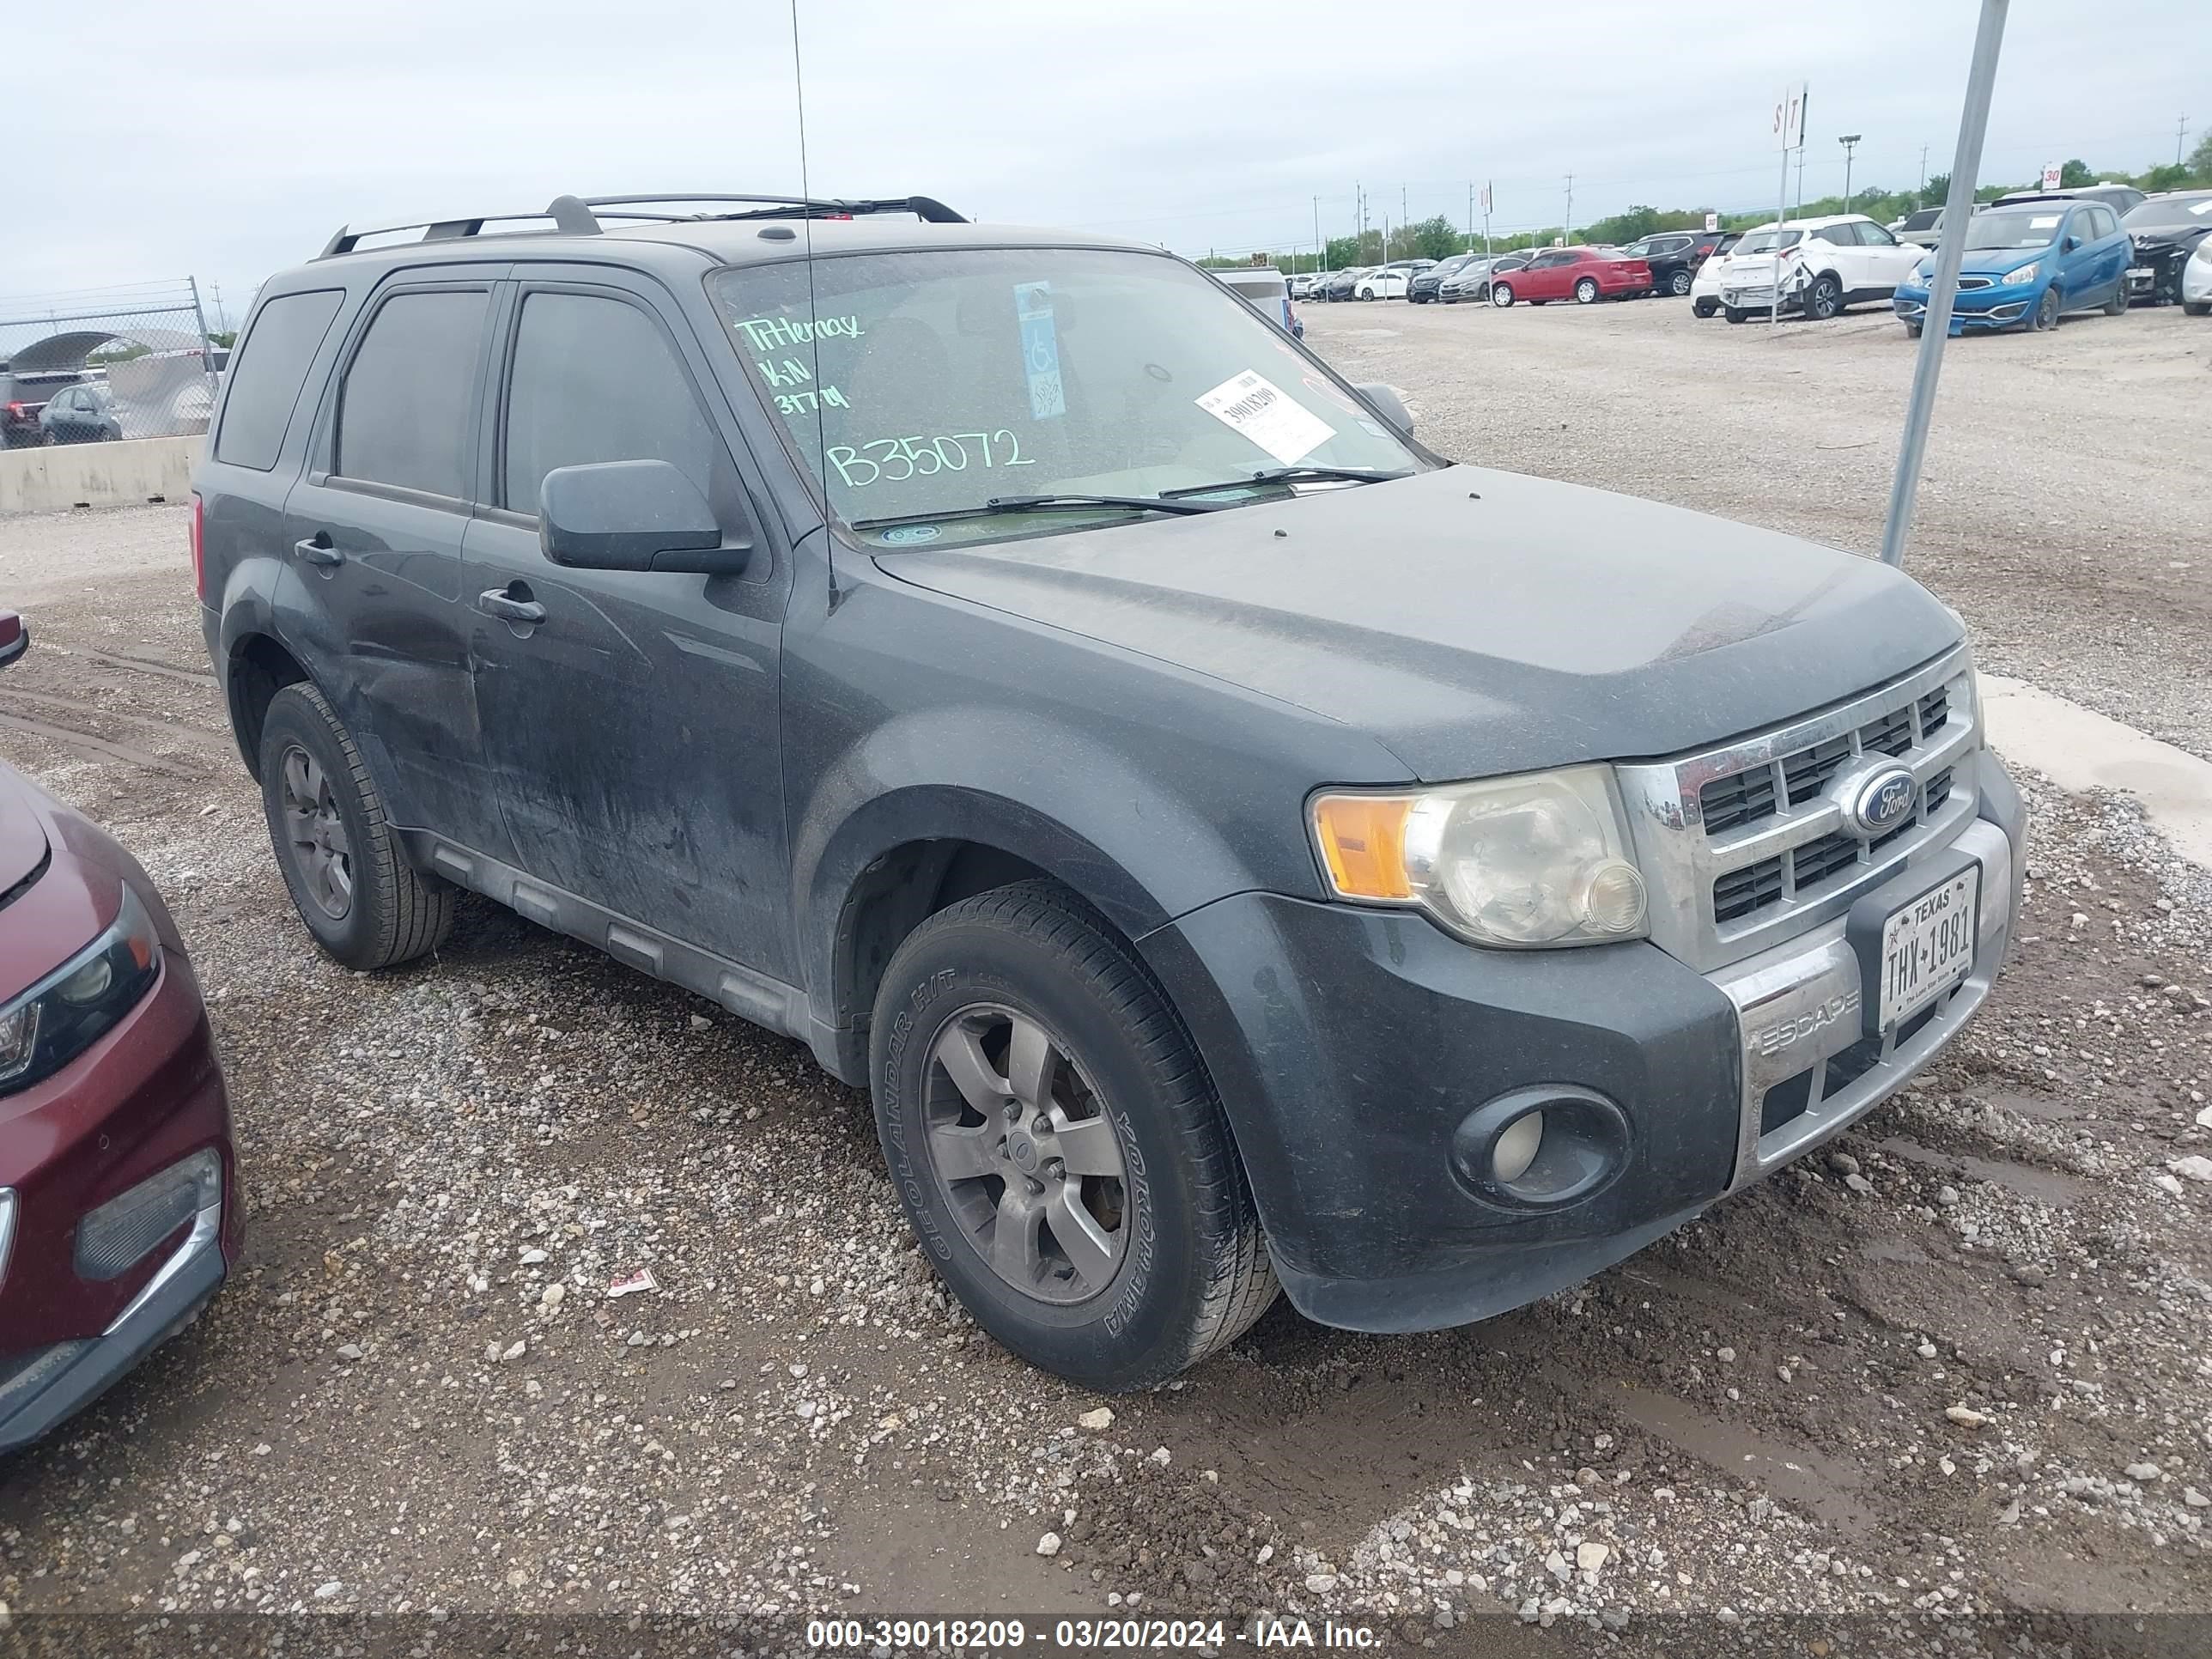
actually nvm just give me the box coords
[317,192,968,258]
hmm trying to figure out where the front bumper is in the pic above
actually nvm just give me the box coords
[1893,281,2037,331]
[0,939,239,1456]
[1144,752,2024,1334]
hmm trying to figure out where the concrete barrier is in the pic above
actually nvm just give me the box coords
[0,435,202,514]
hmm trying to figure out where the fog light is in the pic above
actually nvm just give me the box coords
[1492,1112,1545,1182]
[74,1148,221,1282]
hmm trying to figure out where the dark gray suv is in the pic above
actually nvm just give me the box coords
[193,191,2026,1389]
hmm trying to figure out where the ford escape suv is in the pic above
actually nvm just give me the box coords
[193,191,2025,1390]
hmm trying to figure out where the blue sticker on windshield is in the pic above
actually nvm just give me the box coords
[878,524,941,545]
[1014,283,1066,421]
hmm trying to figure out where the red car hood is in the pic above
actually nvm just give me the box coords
[0,765,52,903]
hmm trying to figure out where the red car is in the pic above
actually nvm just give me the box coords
[1487,246,1652,307]
[0,610,240,1455]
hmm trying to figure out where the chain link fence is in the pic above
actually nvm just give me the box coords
[0,278,225,448]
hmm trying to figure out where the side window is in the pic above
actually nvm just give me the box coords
[1819,222,1860,246]
[334,289,489,500]
[2088,206,2116,240]
[1859,222,1898,246]
[500,291,720,514]
[213,289,346,471]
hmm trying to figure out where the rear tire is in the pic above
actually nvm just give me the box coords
[1574,277,1601,305]
[258,683,455,970]
[871,880,1278,1390]
[1725,306,1747,324]
[1693,297,1717,318]
[2104,283,2129,316]
[2186,301,2212,317]
[1905,323,1923,338]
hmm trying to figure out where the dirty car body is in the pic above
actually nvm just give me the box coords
[191,195,2024,1383]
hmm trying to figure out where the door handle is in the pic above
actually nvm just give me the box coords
[477,587,547,625]
[293,534,343,568]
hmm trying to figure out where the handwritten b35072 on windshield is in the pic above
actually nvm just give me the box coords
[1194,370,1335,467]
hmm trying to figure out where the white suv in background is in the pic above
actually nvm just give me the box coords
[1717,215,1924,323]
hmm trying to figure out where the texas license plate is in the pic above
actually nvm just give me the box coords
[1876,867,1979,1030]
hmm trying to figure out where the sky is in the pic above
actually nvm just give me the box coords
[4,0,2205,331]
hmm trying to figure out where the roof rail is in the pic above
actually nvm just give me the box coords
[315,192,968,258]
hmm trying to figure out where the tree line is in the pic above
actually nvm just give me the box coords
[1200,138,2212,272]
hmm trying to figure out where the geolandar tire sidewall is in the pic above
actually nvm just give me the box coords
[873,921,1206,1389]
[258,689,386,967]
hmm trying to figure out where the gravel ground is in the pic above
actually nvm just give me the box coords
[1308,295,2212,762]
[3,297,2212,1654]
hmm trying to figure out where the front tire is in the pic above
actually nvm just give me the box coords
[2031,286,2060,331]
[1491,283,1515,307]
[1574,277,1600,304]
[871,881,1278,1390]
[258,682,455,970]
[1807,273,1844,320]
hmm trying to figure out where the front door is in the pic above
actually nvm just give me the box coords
[280,274,520,863]
[462,274,795,979]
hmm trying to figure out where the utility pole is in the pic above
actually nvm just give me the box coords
[209,279,230,335]
[2181,115,2191,167]
[1918,143,1929,196]
[1313,195,1322,273]
[1564,173,1573,243]
[1468,183,1474,246]
[1795,144,1807,222]
[1401,183,1407,234]
[1839,134,1862,216]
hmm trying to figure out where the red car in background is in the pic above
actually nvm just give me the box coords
[1488,246,1652,307]
[0,610,240,1456]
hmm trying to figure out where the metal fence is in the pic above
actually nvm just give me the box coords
[0,278,224,447]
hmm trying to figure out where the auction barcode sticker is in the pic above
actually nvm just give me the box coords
[1194,370,1334,466]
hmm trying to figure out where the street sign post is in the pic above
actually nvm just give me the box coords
[1771,82,1808,325]
[2041,161,2062,190]
[1705,211,1719,233]
[1882,1,2009,568]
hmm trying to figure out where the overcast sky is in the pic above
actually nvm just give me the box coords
[7,0,2205,328]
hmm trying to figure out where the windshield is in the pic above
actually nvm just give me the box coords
[1964,209,2067,250]
[709,248,1421,537]
[2123,194,2212,233]
[1733,229,1802,255]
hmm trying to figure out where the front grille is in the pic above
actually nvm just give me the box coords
[1620,651,1979,971]
[1956,276,1994,290]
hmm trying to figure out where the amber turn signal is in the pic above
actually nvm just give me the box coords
[1310,793,1417,901]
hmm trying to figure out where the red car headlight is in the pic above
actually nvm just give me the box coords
[0,886,161,1097]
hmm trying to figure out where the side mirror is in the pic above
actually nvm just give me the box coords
[1354,382,1415,440]
[2063,235,2081,252]
[539,460,751,576]
[0,611,25,671]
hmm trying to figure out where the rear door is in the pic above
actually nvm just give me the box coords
[462,270,796,977]
[281,270,520,862]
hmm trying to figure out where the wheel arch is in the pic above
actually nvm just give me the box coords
[216,589,319,781]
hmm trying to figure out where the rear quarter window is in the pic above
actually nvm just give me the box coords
[212,289,345,471]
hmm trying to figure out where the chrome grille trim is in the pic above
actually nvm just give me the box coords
[1616,646,1978,972]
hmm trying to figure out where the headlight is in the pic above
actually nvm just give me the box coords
[0,886,161,1096]
[2002,262,2041,285]
[1311,766,1649,949]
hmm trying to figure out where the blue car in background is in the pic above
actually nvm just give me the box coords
[1893,198,2132,335]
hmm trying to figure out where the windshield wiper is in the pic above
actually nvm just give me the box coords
[850,493,1225,531]
[1160,465,1411,499]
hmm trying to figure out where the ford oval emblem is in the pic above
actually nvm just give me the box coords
[1849,766,1919,836]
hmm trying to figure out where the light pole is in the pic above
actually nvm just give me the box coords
[1839,134,1862,216]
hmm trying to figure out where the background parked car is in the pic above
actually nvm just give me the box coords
[2119,191,2212,306]
[1453,251,1534,304]
[0,611,242,1457]
[1322,267,1370,301]
[1214,266,1304,338]
[2,370,86,448]
[1993,183,2147,218]
[2184,235,2212,314]
[38,383,125,444]
[1439,257,1495,302]
[1893,198,2132,333]
[1354,259,1436,301]
[1617,230,1731,297]
[1489,246,1651,307]
[1717,215,1922,323]
[1892,198,2132,335]
[1287,271,1323,301]
[1409,252,1479,304]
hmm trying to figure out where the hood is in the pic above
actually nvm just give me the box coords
[878,466,1964,781]
[0,767,51,906]
[1942,244,2061,276]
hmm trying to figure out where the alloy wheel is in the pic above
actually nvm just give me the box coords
[278,743,355,920]
[921,1003,1129,1305]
